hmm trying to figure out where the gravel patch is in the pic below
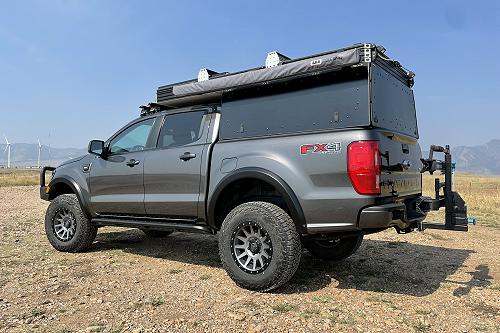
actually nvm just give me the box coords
[0,186,498,332]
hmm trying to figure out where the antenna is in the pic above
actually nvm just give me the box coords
[37,139,42,169]
[4,135,11,168]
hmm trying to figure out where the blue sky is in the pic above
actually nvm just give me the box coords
[0,0,498,148]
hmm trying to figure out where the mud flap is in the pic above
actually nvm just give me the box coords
[417,145,469,231]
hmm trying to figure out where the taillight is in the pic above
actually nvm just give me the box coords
[347,141,381,195]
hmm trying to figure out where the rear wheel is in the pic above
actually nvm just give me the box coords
[304,234,363,261]
[218,201,301,292]
[141,229,173,238]
[45,194,97,252]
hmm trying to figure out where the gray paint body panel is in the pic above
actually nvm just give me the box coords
[143,144,206,217]
[208,129,377,230]
[89,151,147,215]
[143,114,211,217]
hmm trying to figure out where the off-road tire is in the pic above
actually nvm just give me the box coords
[141,229,173,238]
[45,194,97,252]
[218,201,301,292]
[304,234,363,261]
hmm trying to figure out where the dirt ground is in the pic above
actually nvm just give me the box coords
[0,186,499,333]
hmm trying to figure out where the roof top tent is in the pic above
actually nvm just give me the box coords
[146,43,417,138]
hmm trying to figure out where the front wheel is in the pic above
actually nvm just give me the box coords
[304,234,363,261]
[45,194,97,252]
[218,201,301,292]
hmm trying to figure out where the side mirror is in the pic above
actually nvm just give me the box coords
[88,140,105,156]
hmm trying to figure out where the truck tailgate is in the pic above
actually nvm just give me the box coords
[377,131,422,198]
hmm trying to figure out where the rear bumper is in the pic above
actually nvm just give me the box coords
[306,197,426,234]
[358,202,423,229]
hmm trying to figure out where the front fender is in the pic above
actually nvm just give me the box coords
[48,176,91,218]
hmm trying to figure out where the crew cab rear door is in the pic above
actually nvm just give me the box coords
[143,110,210,218]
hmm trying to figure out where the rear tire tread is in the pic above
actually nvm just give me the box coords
[219,201,301,292]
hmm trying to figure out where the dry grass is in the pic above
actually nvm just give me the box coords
[0,169,44,187]
[423,173,500,228]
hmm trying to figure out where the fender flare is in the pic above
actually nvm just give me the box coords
[207,167,306,233]
[48,176,91,218]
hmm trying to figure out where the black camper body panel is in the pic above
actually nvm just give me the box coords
[371,62,418,138]
[219,79,369,140]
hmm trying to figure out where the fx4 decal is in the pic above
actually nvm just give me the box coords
[300,143,341,155]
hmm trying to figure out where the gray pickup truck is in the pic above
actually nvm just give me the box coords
[40,43,469,291]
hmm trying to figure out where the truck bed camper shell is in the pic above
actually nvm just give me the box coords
[149,43,418,140]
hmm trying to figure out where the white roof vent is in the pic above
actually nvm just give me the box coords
[198,68,219,82]
[265,51,290,68]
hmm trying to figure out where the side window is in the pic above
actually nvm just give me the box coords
[109,118,155,154]
[158,111,205,149]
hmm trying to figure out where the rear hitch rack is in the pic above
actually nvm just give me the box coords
[418,145,471,232]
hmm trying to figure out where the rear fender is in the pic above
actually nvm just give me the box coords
[207,167,306,233]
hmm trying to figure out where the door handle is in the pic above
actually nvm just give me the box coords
[126,159,140,167]
[179,152,196,161]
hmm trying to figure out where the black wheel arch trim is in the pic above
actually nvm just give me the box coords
[207,167,306,233]
[48,177,91,218]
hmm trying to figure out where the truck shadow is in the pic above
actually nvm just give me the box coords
[92,229,475,297]
[446,264,493,297]
[93,229,223,267]
[284,240,475,296]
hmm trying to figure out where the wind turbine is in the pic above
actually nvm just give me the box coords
[4,135,11,168]
[37,139,42,168]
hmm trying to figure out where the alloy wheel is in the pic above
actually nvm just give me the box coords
[230,221,273,274]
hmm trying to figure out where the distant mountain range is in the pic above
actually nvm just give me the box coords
[2,140,500,175]
[448,139,500,175]
[420,140,500,175]
[0,143,86,167]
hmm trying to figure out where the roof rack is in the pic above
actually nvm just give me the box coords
[139,102,170,117]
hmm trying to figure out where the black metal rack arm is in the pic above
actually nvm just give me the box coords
[418,145,469,231]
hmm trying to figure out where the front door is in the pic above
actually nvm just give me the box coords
[89,117,156,215]
[144,110,208,218]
